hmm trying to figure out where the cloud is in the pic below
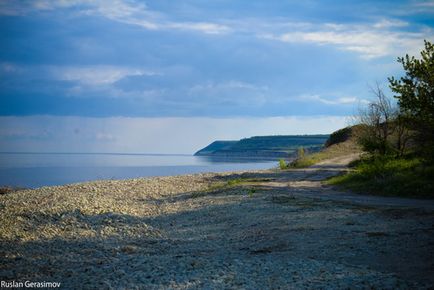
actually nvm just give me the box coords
[299,94,369,105]
[189,80,267,93]
[261,20,432,59]
[400,0,434,14]
[167,22,230,34]
[414,0,434,8]
[1,1,430,57]
[51,67,270,104]
[0,0,230,35]
[1,1,431,119]
[372,19,408,29]
[54,65,157,86]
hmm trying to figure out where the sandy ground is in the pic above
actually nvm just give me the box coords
[1,154,434,289]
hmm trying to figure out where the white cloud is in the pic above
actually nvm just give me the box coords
[90,2,231,35]
[0,62,164,99]
[0,0,230,35]
[372,19,408,29]
[408,0,434,13]
[168,22,230,34]
[298,94,369,105]
[0,115,349,154]
[262,20,432,59]
[1,1,429,54]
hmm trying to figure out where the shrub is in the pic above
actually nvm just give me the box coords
[279,159,287,170]
[325,126,353,147]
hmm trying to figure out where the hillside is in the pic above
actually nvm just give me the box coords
[192,141,238,156]
[194,135,329,158]
[288,126,362,168]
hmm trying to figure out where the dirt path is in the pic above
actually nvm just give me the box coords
[1,155,434,289]
[249,153,434,210]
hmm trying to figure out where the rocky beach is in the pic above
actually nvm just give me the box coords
[1,155,434,289]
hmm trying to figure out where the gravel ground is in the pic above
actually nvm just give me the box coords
[1,156,434,289]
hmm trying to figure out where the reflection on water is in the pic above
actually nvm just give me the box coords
[0,153,278,188]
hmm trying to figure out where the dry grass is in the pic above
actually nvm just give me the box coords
[290,139,361,168]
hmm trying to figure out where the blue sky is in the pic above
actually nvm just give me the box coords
[0,0,433,153]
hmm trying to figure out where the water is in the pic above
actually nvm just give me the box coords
[0,153,277,188]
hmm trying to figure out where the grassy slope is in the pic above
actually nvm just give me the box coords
[287,126,434,198]
[289,138,361,168]
[327,156,434,198]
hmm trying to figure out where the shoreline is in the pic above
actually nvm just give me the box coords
[0,159,277,189]
[0,167,275,192]
[1,157,434,288]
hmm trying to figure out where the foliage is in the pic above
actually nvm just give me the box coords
[290,157,316,168]
[227,178,243,186]
[327,155,434,198]
[195,135,329,156]
[325,126,352,147]
[279,159,288,170]
[297,42,434,198]
[389,40,434,160]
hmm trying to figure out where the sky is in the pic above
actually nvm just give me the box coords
[0,0,433,153]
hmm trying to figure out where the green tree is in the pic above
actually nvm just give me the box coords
[389,40,434,160]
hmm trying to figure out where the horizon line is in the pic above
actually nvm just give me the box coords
[0,152,193,156]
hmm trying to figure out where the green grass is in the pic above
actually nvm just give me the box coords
[327,156,434,198]
[227,178,244,186]
[190,178,263,199]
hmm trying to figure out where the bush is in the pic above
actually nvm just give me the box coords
[325,126,353,147]
[279,159,287,170]
[290,157,316,168]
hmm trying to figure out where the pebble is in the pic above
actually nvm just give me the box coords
[0,171,433,289]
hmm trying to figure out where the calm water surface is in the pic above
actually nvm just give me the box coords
[0,153,276,188]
